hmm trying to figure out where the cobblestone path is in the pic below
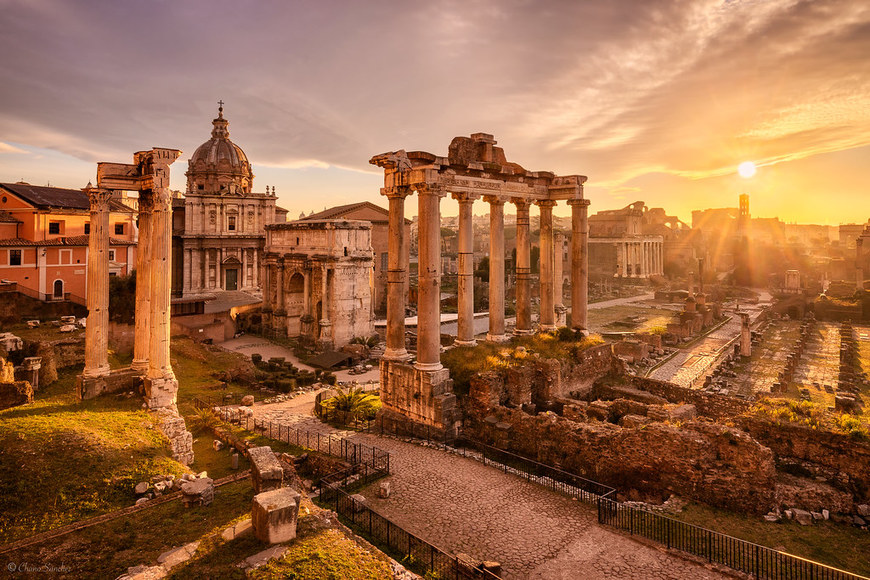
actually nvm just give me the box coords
[254,399,731,579]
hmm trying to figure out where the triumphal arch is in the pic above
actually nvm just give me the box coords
[371,133,590,439]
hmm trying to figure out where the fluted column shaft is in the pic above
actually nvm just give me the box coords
[276,259,285,312]
[569,199,590,333]
[147,187,174,381]
[454,193,476,345]
[513,199,532,335]
[486,196,506,341]
[83,187,112,377]
[538,200,557,331]
[132,191,153,374]
[384,189,410,360]
[415,186,444,370]
[554,234,564,308]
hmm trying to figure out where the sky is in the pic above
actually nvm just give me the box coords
[1,0,868,225]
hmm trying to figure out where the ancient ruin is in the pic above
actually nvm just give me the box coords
[261,219,374,349]
[76,147,194,463]
[370,133,590,438]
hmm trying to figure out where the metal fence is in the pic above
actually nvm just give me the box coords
[598,499,867,580]
[192,397,390,474]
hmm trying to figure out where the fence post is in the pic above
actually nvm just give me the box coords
[754,544,759,579]
[667,518,671,550]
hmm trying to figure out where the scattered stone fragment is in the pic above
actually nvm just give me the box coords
[213,439,224,451]
[157,541,200,570]
[378,480,391,499]
[857,504,870,517]
[249,446,283,493]
[181,477,214,507]
[350,493,367,513]
[221,518,253,541]
[135,497,150,506]
[792,508,813,526]
[241,395,255,406]
[134,482,149,495]
[240,545,288,570]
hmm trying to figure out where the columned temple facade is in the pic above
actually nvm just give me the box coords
[172,105,281,296]
[371,133,590,439]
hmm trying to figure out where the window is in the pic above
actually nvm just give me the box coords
[114,223,124,235]
[228,216,236,231]
[10,249,21,266]
[108,250,116,261]
[48,221,61,235]
[84,223,90,234]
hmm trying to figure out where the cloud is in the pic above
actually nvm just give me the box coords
[0,142,28,154]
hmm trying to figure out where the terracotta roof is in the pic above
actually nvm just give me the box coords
[1,183,89,210]
[0,235,134,247]
[300,201,407,223]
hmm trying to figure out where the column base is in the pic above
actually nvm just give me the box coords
[453,339,477,347]
[571,327,589,337]
[130,359,149,375]
[512,329,533,336]
[383,347,412,362]
[539,325,558,333]
[81,364,110,379]
[486,333,509,343]
[414,361,443,372]
[378,359,460,441]
[144,375,179,409]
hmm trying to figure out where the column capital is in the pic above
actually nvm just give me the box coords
[84,186,113,208]
[415,183,447,198]
[381,186,412,200]
[482,195,505,206]
[510,198,532,211]
[451,192,480,203]
[567,198,591,207]
[535,199,558,209]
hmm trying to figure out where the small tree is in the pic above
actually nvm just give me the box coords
[322,387,381,421]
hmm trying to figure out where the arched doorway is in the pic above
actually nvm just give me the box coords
[53,279,64,299]
[222,257,241,291]
[286,273,305,336]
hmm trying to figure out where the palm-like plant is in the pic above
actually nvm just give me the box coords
[322,387,380,420]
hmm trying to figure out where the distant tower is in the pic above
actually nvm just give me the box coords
[737,193,750,236]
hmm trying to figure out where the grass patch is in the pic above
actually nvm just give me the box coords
[4,480,255,578]
[0,366,188,544]
[672,501,870,576]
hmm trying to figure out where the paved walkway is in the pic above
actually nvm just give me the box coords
[251,397,730,579]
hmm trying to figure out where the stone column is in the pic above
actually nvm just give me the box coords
[416,185,444,371]
[453,193,476,346]
[132,190,154,374]
[319,263,332,346]
[569,199,590,333]
[537,200,557,331]
[276,258,285,313]
[554,234,564,309]
[204,249,211,290]
[242,247,248,290]
[485,195,506,342]
[82,186,112,378]
[857,239,864,291]
[383,188,411,361]
[513,199,532,335]
[740,312,752,357]
[144,148,182,409]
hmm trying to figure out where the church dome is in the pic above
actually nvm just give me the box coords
[186,103,254,195]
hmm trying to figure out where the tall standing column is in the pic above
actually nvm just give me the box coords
[485,196,506,342]
[144,148,182,409]
[132,190,154,374]
[554,234,564,309]
[454,193,477,345]
[857,239,864,291]
[569,199,590,333]
[383,188,411,361]
[416,185,444,371]
[513,199,532,335]
[538,200,557,331]
[82,186,112,378]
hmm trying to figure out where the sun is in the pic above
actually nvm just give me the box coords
[738,161,757,179]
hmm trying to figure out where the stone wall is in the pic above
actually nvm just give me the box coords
[378,359,460,439]
[156,407,194,465]
[465,409,777,513]
[76,367,140,400]
[618,376,753,421]
[740,416,870,503]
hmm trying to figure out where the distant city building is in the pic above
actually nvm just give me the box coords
[0,182,136,302]
[587,201,665,279]
[262,220,374,349]
[171,105,287,297]
[298,201,409,317]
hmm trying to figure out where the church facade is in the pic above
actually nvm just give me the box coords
[172,105,286,297]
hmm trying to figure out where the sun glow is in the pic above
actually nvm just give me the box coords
[738,161,757,179]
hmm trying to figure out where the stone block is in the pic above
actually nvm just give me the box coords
[241,545,288,569]
[221,518,252,541]
[0,380,33,411]
[252,487,302,544]
[157,540,200,570]
[668,404,697,422]
[241,395,255,406]
[619,414,652,429]
[378,480,391,498]
[857,504,870,517]
[181,477,214,507]
[350,493,368,513]
[792,508,813,526]
[249,446,283,493]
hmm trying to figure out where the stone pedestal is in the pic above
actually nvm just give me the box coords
[252,487,302,544]
[378,359,459,440]
[249,446,284,493]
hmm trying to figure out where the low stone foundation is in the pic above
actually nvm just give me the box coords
[144,375,180,409]
[378,359,460,440]
[76,367,140,401]
[0,380,33,410]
